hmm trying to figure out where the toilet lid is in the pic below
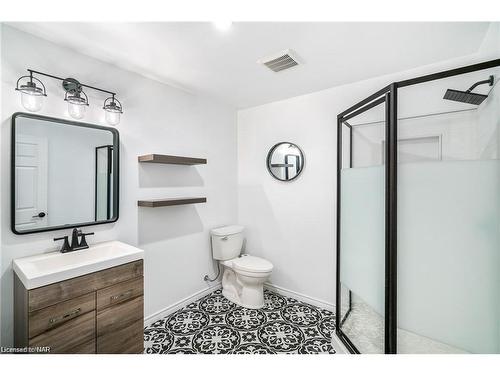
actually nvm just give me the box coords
[211,225,244,236]
[233,255,273,273]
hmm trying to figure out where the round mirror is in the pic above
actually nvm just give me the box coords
[266,142,305,181]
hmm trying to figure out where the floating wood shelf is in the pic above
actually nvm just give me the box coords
[138,154,207,165]
[137,197,207,208]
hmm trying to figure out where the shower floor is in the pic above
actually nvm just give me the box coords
[144,288,336,354]
[341,293,468,354]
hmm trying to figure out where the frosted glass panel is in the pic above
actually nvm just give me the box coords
[398,160,500,353]
[340,165,385,353]
[340,166,385,315]
[341,160,500,353]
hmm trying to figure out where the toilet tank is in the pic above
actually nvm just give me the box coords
[210,225,244,260]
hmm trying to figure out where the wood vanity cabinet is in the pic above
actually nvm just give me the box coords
[14,260,144,354]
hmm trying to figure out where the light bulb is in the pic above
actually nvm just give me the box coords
[21,92,44,112]
[68,102,86,119]
[213,21,232,31]
[105,110,120,125]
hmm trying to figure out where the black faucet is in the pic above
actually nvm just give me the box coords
[54,228,94,253]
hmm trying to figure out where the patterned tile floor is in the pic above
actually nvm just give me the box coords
[144,289,336,354]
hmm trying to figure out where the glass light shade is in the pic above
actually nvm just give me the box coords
[21,92,44,112]
[68,102,86,119]
[105,110,120,125]
[103,97,123,126]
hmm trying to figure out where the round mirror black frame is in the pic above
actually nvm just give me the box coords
[266,142,305,182]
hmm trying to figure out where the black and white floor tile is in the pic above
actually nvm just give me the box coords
[144,289,336,354]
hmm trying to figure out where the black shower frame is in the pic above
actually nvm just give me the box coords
[335,58,500,354]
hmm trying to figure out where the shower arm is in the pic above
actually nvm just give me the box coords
[466,75,494,93]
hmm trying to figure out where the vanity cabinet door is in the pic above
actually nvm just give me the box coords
[29,311,95,354]
[96,277,144,354]
[28,292,96,353]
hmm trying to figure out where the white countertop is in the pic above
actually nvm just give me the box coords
[13,240,144,289]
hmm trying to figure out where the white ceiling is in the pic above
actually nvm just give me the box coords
[8,22,491,108]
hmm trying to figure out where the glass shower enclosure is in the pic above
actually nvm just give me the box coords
[336,58,500,354]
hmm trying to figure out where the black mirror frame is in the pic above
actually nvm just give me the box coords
[11,112,120,235]
[266,141,305,182]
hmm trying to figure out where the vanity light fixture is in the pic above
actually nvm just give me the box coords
[103,94,123,126]
[15,69,123,125]
[15,71,47,112]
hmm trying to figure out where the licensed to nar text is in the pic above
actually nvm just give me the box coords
[1,346,51,353]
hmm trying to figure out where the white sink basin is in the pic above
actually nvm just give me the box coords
[13,241,144,289]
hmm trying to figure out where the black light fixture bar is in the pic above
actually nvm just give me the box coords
[27,69,117,96]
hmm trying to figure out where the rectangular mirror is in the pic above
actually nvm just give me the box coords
[11,113,119,234]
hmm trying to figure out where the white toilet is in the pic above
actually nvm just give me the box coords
[210,225,273,309]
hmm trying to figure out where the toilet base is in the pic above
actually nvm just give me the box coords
[222,288,264,309]
[221,266,270,309]
[222,289,264,309]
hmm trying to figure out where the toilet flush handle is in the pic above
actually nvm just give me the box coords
[221,236,228,241]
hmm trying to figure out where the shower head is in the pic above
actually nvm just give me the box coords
[443,89,488,105]
[443,75,494,105]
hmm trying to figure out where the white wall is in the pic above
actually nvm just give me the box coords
[0,25,237,346]
[237,23,500,308]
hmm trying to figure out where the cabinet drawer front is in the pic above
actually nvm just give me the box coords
[29,260,143,311]
[97,276,143,311]
[29,292,95,339]
[29,311,95,354]
[97,295,144,354]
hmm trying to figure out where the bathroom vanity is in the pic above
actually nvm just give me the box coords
[9,113,140,353]
[13,241,144,354]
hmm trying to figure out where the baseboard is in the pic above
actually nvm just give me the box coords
[264,282,335,312]
[144,282,221,327]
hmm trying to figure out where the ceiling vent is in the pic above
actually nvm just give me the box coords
[258,49,301,73]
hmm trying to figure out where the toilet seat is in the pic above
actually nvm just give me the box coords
[232,255,273,273]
